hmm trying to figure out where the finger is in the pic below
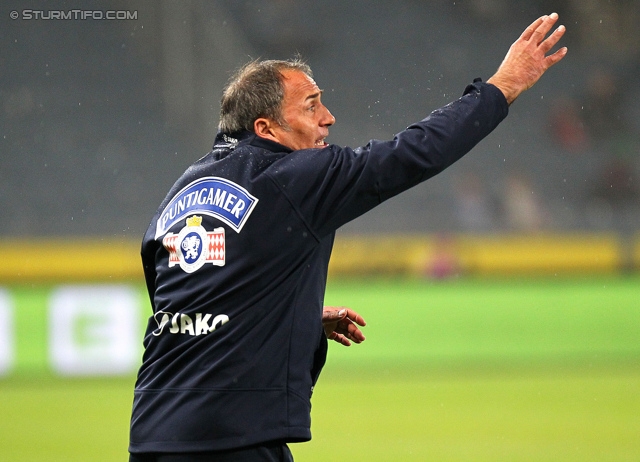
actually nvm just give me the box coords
[530,13,560,46]
[333,320,363,338]
[338,320,365,343]
[520,15,546,41]
[543,46,568,69]
[322,308,347,323]
[345,309,366,326]
[331,333,352,347]
[539,24,566,55]
[347,329,365,343]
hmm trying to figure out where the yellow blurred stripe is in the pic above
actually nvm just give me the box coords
[330,233,625,277]
[456,233,622,276]
[0,238,143,282]
[0,233,633,282]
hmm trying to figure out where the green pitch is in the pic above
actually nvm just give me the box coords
[1,276,639,461]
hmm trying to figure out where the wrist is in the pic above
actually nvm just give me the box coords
[486,75,519,105]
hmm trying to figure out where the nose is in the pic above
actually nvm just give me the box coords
[321,105,336,127]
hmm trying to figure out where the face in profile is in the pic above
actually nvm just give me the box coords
[256,70,336,150]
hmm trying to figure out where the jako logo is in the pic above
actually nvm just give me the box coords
[153,311,229,337]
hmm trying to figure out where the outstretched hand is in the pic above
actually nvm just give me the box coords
[322,306,366,347]
[487,12,567,105]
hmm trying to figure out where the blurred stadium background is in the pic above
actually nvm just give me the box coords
[2,0,640,237]
[1,0,639,460]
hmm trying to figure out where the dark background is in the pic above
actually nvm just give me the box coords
[2,0,638,238]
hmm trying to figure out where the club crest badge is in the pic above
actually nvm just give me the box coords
[162,215,225,273]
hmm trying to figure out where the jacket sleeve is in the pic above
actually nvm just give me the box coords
[271,81,509,239]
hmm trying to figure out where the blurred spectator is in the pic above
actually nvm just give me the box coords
[568,0,640,61]
[581,69,627,142]
[548,97,589,153]
[425,234,459,280]
[453,172,498,232]
[590,157,637,203]
[581,68,638,227]
[503,173,548,231]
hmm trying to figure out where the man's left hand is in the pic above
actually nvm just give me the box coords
[322,306,366,346]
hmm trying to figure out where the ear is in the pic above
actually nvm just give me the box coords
[254,117,279,142]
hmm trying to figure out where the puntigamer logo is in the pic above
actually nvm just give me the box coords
[155,177,258,239]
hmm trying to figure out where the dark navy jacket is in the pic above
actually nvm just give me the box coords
[129,81,508,453]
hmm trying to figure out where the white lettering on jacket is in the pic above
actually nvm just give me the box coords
[152,310,229,337]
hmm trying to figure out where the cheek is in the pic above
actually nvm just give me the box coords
[290,122,314,138]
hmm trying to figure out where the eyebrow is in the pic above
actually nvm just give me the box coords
[305,90,323,101]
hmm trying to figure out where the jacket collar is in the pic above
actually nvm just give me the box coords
[213,130,293,154]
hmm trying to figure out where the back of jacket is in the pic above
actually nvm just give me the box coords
[129,81,508,453]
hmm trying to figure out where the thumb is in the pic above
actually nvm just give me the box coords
[323,308,347,322]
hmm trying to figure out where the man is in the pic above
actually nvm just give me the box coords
[130,13,567,462]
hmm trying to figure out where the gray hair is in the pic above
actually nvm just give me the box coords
[218,58,313,134]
